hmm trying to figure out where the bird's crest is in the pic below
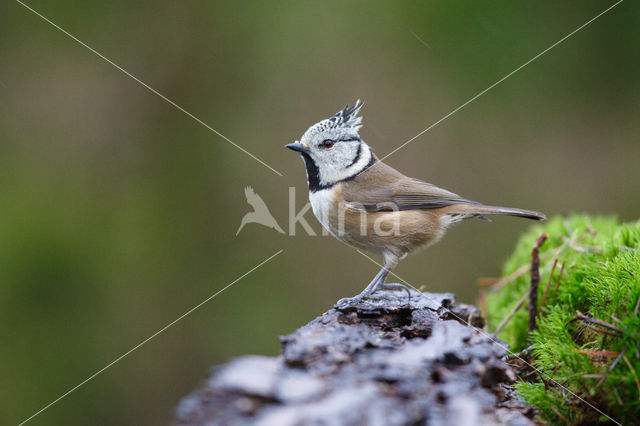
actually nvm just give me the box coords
[302,100,364,140]
[329,99,364,131]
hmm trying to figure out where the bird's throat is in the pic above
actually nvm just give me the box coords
[301,152,327,193]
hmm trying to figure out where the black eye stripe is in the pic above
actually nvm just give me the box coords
[316,137,361,148]
[317,137,359,145]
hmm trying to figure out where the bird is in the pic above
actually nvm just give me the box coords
[236,186,285,235]
[285,100,546,302]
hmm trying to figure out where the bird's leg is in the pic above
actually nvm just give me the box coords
[363,264,412,300]
[335,257,412,308]
[370,252,413,299]
[360,257,413,299]
[357,265,390,298]
[336,266,390,307]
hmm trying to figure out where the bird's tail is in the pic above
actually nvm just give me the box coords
[448,204,546,221]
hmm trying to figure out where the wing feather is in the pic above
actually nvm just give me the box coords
[342,162,477,212]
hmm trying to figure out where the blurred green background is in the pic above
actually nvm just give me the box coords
[1,1,638,424]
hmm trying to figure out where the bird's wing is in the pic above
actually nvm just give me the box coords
[341,161,477,212]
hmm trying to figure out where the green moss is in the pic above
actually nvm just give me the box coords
[487,215,640,424]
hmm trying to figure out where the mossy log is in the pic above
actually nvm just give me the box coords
[174,290,534,425]
[487,216,640,424]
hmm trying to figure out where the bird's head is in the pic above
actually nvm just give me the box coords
[286,100,375,191]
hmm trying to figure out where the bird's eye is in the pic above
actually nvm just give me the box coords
[320,139,335,148]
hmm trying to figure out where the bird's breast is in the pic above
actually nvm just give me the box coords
[309,188,340,237]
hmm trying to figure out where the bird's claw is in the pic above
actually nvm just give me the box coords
[377,283,412,302]
[335,295,364,309]
[335,283,413,309]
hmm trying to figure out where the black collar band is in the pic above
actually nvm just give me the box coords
[304,152,377,193]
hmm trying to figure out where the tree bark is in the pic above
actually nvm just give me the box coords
[174,290,534,425]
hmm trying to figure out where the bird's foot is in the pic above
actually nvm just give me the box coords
[334,283,413,309]
[335,289,381,308]
[376,283,412,301]
[334,295,369,309]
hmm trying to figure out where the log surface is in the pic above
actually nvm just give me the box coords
[175,290,534,425]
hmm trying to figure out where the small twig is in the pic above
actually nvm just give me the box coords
[489,247,562,291]
[488,263,531,290]
[551,361,563,376]
[560,234,602,253]
[612,387,623,406]
[582,374,606,379]
[572,312,622,333]
[529,233,547,332]
[540,257,558,309]
[578,323,621,337]
[476,277,499,287]
[552,261,566,297]
[536,369,554,391]
[494,288,531,335]
[609,351,625,372]
[594,376,607,391]
[550,405,571,425]
[598,334,607,351]
[571,320,587,343]
[505,346,533,361]
[623,355,640,400]
[573,349,621,357]
[561,234,586,252]
[467,310,476,327]
[477,289,488,325]
[634,294,640,317]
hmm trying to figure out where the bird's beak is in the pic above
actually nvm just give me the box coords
[285,142,310,154]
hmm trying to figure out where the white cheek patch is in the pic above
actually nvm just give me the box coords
[318,144,372,186]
